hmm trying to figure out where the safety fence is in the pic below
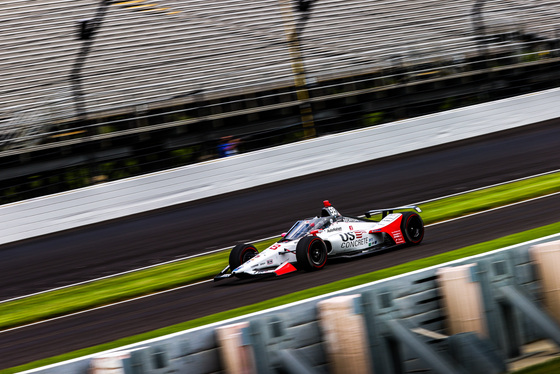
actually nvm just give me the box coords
[4,58,559,205]
[25,234,560,374]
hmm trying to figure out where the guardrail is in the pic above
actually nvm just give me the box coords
[24,234,560,374]
[2,87,560,245]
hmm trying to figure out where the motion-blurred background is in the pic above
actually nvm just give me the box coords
[2,0,559,203]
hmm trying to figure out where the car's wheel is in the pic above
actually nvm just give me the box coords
[401,212,424,245]
[296,236,328,271]
[229,243,258,270]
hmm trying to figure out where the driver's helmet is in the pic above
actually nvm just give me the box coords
[321,200,342,218]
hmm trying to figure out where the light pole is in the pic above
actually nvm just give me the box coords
[69,0,111,185]
[278,0,317,139]
[471,0,488,57]
[70,0,111,124]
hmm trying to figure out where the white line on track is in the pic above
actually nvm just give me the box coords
[1,190,558,334]
[0,235,277,304]
[0,279,212,334]
[426,191,560,226]
[2,169,558,305]
[413,169,559,205]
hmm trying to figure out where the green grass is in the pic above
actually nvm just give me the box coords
[512,357,560,374]
[0,172,559,333]
[5,221,560,374]
[418,172,560,224]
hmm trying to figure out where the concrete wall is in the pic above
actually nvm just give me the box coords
[23,233,560,374]
[2,88,560,245]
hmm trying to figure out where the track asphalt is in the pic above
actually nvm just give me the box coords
[0,120,559,369]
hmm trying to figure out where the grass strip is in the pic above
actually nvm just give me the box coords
[5,221,560,374]
[417,171,560,224]
[0,172,559,332]
[512,357,560,374]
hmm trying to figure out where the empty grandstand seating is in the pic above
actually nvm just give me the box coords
[2,0,559,129]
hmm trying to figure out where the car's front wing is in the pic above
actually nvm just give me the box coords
[213,261,297,282]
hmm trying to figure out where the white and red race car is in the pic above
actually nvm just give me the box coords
[214,200,424,281]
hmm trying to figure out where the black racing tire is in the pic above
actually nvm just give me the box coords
[229,243,258,270]
[296,236,328,271]
[401,212,424,245]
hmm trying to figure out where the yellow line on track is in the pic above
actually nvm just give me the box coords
[114,0,146,5]
[141,7,170,12]
[49,130,87,139]
[127,3,158,9]
[115,0,181,16]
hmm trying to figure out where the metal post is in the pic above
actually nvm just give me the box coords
[70,0,111,123]
[471,0,488,57]
[499,285,560,347]
[277,349,319,374]
[360,291,401,374]
[278,0,316,139]
[248,319,273,374]
[69,0,111,185]
[386,319,469,374]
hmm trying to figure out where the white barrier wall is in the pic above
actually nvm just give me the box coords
[2,88,560,245]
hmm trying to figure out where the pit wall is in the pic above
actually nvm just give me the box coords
[25,234,560,374]
[2,88,560,245]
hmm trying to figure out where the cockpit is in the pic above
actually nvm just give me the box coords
[282,216,332,241]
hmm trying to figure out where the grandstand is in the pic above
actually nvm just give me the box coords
[3,0,560,120]
[1,0,560,201]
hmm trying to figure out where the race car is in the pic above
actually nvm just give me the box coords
[214,200,424,281]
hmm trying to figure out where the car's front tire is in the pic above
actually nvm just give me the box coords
[401,212,424,245]
[229,243,258,270]
[296,236,328,271]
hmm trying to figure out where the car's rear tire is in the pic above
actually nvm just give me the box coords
[296,236,328,271]
[229,243,258,270]
[401,212,424,245]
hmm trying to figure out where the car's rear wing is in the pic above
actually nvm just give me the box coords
[365,205,421,218]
